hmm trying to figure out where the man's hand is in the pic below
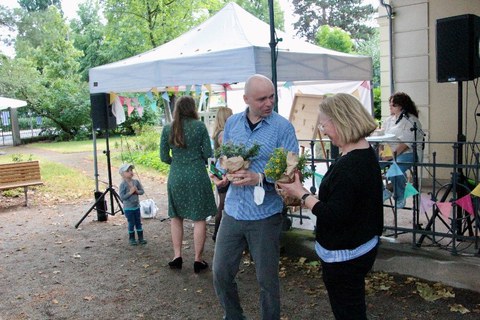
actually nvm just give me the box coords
[230,169,258,186]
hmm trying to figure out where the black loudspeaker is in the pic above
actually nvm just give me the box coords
[90,93,117,130]
[436,14,480,83]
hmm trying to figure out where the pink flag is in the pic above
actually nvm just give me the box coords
[119,96,125,105]
[436,202,452,219]
[455,194,475,216]
[222,83,232,90]
[360,80,371,89]
[420,193,435,215]
[136,106,144,117]
[125,98,134,116]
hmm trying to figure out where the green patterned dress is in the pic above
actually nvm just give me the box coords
[160,118,217,221]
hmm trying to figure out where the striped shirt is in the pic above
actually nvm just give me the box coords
[315,236,379,263]
[223,108,298,220]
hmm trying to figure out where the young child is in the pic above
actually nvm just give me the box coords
[119,163,147,245]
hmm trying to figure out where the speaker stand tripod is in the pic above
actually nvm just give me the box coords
[75,124,124,228]
[416,81,475,250]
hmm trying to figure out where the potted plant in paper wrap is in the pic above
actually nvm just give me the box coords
[264,148,312,206]
[215,142,261,181]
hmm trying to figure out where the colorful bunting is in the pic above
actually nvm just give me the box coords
[195,84,202,95]
[138,95,146,106]
[455,194,474,216]
[162,92,170,102]
[386,162,404,178]
[436,202,452,219]
[146,91,153,101]
[420,193,435,215]
[185,85,191,95]
[136,106,144,117]
[151,87,159,95]
[222,83,232,90]
[109,92,117,105]
[150,101,157,111]
[471,183,480,197]
[283,81,293,88]
[404,182,419,199]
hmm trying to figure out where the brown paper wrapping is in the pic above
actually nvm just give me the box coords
[275,152,302,206]
[219,156,251,181]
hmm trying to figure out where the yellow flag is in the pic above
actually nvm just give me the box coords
[471,183,480,197]
[381,144,393,158]
[109,92,117,105]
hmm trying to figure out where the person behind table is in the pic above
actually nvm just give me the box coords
[118,163,147,246]
[211,74,298,320]
[160,95,217,273]
[211,106,233,242]
[381,92,423,209]
[277,93,383,320]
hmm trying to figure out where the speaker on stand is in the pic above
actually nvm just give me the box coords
[418,14,480,248]
[76,93,123,228]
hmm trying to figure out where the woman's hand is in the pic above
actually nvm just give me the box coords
[210,172,229,188]
[276,171,308,199]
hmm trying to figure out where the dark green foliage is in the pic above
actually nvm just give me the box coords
[292,0,376,43]
[214,142,261,160]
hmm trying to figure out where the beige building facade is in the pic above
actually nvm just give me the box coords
[377,0,480,178]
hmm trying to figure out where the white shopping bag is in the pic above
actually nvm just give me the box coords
[140,199,158,219]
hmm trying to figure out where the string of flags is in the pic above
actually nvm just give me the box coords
[386,160,480,219]
[106,83,243,125]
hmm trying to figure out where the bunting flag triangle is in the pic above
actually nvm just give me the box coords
[146,91,153,100]
[386,162,404,178]
[162,92,170,102]
[205,84,212,92]
[151,87,159,95]
[436,202,452,219]
[109,92,117,105]
[222,83,232,90]
[138,95,146,106]
[125,98,134,116]
[420,193,435,215]
[471,183,480,197]
[404,182,419,199]
[136,106,144,117]
[381,144,393,158]
[283,81,293,88]
[455,194,474,216]
[185,85,191,95]
[150,101,157,111]
[195,85,202,95]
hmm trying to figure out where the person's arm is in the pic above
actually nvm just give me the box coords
[159,126,172,164]
[135,180,145,195]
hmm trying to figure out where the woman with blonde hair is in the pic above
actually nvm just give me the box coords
[160,96,217,273]
[278,93,383,319]
[211,106,233,241]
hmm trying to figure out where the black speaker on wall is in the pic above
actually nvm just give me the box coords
[436,14,480,83]
[90,93,117,130]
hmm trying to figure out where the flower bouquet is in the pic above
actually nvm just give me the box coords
[215,142,261,181]
[264,148,312,206]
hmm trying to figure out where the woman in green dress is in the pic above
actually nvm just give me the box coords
[160,96,217,273]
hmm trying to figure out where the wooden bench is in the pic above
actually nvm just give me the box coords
[0,161,44,206]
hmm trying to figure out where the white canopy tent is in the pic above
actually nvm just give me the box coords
[89,2,372,95]
[0,96,28,146]
[0,97,27,110]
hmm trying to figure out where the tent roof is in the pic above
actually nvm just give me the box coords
[0,97,27,110]
[89,2,372,94]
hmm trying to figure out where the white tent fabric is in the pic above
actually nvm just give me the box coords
[89,2,372,94]
[0,97,27,110]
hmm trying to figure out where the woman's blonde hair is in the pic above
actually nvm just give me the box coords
[212,107,233,141]
[319,93,377,145]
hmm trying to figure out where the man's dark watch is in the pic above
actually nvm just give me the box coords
[301,193,311,205]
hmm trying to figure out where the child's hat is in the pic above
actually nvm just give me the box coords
[119,163,134,174]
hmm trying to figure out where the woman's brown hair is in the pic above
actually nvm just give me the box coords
[170,96,199,148]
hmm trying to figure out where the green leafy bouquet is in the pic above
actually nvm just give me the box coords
[216,142,261,180]
[265,148,312,206]
[265,148,312,182]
